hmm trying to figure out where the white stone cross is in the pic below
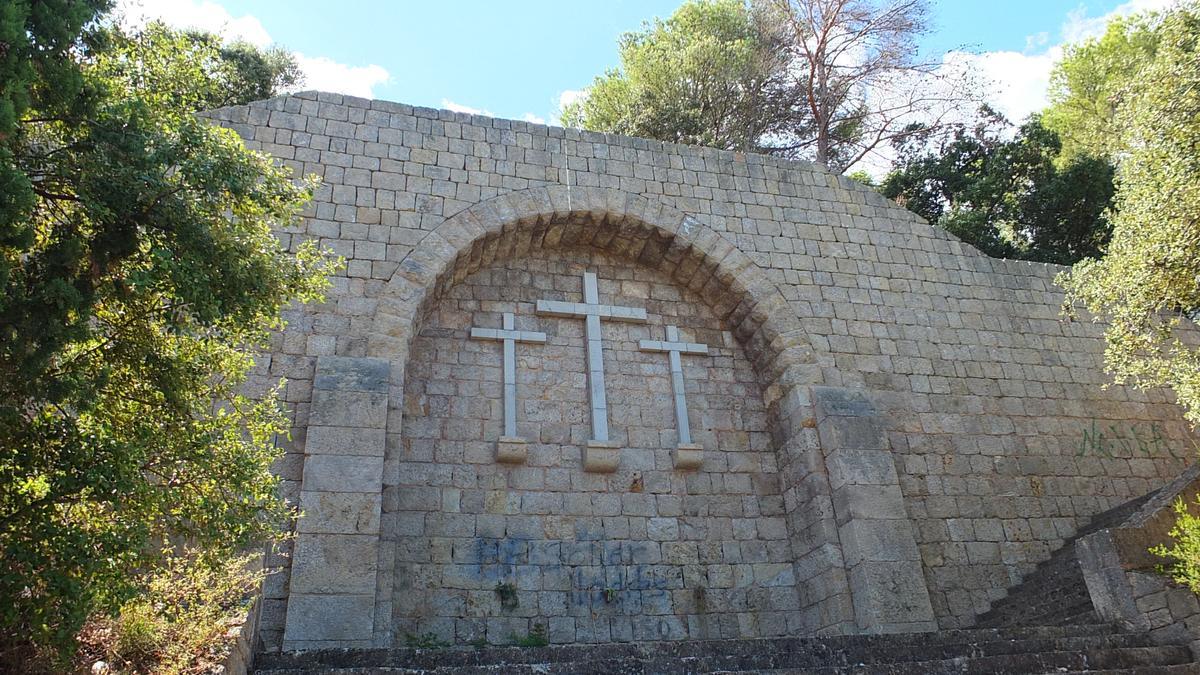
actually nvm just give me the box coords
[639,325,709,469]
[469,312,546,448]
[536,272,647,470]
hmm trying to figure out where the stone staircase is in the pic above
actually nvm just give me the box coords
[975,493,1158,629]
[253,623,1197,674]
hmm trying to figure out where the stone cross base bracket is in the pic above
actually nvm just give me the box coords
[673,443,703,470]
[584,440,621,473]
[495,436,528,464]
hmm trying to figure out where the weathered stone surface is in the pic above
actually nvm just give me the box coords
[309,390,389,428]
[817,417,888,452]
[297,491,382,534]
[495,436,528,464]
[839,519,921,567]
[282,593,375,646]
[289,533,379,595]
[314,355,390,393]
[848,561,937,631]
[583,440,622,473]
[811,387,876,419]
[832,484,908,524]
[302,455,384,492]
[305,426,385,457]
[825,449,899,490]
[673,443,703,470]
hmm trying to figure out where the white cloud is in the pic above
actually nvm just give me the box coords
[1025,31,1050,52]
[557,89,586,111]
[522,112,547,125]
[1062,0,1177,43]
[934,0,1178,133]
[114,0,391,99]
[116,0,271,46]
[441,99,494,117]
[295,54,390,99]
[954,47,1062,123]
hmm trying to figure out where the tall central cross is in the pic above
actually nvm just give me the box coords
[537,271,647,470]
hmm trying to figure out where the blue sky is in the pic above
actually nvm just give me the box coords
[118,0,1173,126]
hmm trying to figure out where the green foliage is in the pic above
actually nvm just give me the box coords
[93,22,303,111]
[95,551,263,675]
[845,171,877,189]
[511,623,548,648]
[1151,498,1200,594]
[403,632,450,650]
[494,581,519,610]
[1060,4,1200,426]
[561,0,798,153]
[881,108,1115,264]
[0,6,335,655]
[1042,13,1161,163]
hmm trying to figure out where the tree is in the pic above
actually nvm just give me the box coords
[1042,13,1160,163]
[758,0,974,172]
[881,108,1115,264]
[182,29,305,107]
[97,22,304,111]
[1060,4,1200,425]
[0,3,335,654]
[561,0,802,153]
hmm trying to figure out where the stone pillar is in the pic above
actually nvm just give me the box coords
[774,385,857,636]
[283,356,389,650]
[813,386,937,634]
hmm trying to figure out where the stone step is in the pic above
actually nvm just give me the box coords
[977,599,1099,628]
[256,625,1129,671]
[972,490,1161,631]
[253,643,1195,674]
[1059,666,1200,674]
[253,625,1196,674]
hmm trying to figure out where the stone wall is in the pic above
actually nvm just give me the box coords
[204,90,1197,650]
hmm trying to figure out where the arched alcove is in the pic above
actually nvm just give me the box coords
[286,187,937,649]
[356,186,862,645]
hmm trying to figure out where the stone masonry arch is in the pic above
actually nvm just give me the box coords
[282,186,936,649]
[369,185,815,399]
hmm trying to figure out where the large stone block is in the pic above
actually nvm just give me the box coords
[297,491,382,535]
[817,416,888,452]
[838,518,921,567]
[310,389,389,428]
[825,449,899,490]
[313,355,390,392]
[283,593,375,646]
[831,484,908,524]
[811,386,876,419]
[305,425,386,457]
[302,454,384,492]
[289,533,379,595]
[847,561,936,631]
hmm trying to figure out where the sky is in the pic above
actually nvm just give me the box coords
[115,0,1176,132]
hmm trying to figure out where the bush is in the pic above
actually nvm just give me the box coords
[75,551,264,675]
[1152,497,1200,593]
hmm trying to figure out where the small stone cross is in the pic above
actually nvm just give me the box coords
[537,271,647,471]
[469,311,546,463]
[639,325,709,470]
